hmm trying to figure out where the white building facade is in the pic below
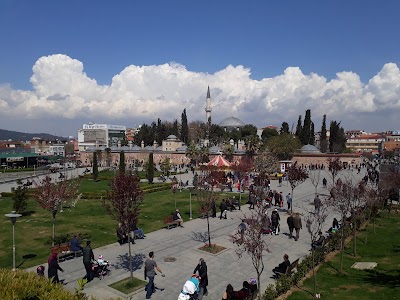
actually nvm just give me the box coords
[78,123,127,151]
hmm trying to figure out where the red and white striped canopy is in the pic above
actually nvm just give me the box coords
[207,155,231,167]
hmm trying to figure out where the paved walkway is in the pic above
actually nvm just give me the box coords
[9,168,364,299]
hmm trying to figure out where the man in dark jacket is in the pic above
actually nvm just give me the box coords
[287,214,294,239]
[272,254,290,277]
[219,199,227,219]
[292,213,302,241]
[82,240,94,282]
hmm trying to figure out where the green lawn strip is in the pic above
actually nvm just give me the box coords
[109,276,147,294]
[287,213,400,300]
[0,187,242,269]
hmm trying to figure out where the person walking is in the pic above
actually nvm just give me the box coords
[271,209,280,235]
[287,214,294,239]
[322,177,327,188]
[286,193,292,212]
[47,252,64,283]
[211,198,217,217]
[220,199,227,219]
[144,251,164,299]
[193,258,208,299]
[292,213,302,241]
[82,240,94,282]
[314,194,322,215]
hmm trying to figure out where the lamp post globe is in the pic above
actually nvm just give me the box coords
[5,211,22,270]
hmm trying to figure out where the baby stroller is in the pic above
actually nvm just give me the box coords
[91,255,111,279]
[178,274,200,300]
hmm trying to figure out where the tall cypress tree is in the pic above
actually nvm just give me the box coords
[119,151,125,174]
[301,109,312,145]
[181,108,189,144]
[309,121,315,145]
[172,119,179,136]
[329,121,346,153]
[320,114,327,153]
[147,153,154,184]
[295,115,303,139]
[93,151,99,180]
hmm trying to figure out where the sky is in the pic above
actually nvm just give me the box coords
[0,0,399,137]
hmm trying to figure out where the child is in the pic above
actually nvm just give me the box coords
[36,265,45,277]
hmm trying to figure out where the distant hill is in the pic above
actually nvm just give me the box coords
[0,129,67,141]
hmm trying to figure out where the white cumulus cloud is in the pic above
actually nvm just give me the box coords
[0,54,400,133]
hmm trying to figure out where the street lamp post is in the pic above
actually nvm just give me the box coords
[187,185,195,220]
[5,211,22,270]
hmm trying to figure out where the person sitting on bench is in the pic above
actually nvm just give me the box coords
[116,223,128,245]
[311,231,325,250]
[272,254,290,277]
[173,209,184,227]
[70,235,83,252]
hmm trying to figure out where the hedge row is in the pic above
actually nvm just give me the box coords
[0,269,115,300]
[1,183,173,199]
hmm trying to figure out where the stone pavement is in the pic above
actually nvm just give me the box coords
[16,169,364,300]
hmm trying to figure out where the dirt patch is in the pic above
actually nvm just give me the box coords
[198,244,226,254]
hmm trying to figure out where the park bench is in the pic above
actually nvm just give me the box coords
[51,243,83,262]
[164,215,179,229]
[274,258,299,278]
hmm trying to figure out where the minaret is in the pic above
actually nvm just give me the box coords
[205,86,212,125]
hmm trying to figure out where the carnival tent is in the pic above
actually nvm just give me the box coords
[206,155,231,168]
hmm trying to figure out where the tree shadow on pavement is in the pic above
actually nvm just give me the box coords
[190,231,213,244]
[111,252,146,271]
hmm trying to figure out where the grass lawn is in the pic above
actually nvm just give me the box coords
[287,213,400,300]
[109,276,147,294]
[0,179,243,269]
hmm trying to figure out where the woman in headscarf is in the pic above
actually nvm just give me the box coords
[222,284,235,300]
[193,258,208,299]
[47,252,64,283]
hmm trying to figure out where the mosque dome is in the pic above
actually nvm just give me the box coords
[300,144,321,154]
[166,135,178,140]
[218,117,245,128]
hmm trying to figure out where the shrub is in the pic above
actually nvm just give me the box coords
[263,284,278,300]
[0,269,93,300]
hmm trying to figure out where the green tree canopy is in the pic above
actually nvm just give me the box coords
[241,124,258,138]
[261,128,279,141]
[280,122,290,134]
[267,133,301,160]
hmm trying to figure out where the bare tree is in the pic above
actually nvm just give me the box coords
[232,155,255,206]
[229,204,270,300]
[309,169,321,195]
[328,178,364,270]
[327,157,343,185]
[304,203,329,297]
[34,175,80,246]
[103,172,143,281]
[287,162,309,213]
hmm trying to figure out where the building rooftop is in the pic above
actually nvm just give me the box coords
[219,117,245,128]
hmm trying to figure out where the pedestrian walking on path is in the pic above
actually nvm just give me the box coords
[82,240,94,282]
[287,214,294,239]
[193,258,208,299]
[293,213,302,241]
[48,252,64,283]
[286,193,292,212]
[219,199,227,219]
[144,251,164,299]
